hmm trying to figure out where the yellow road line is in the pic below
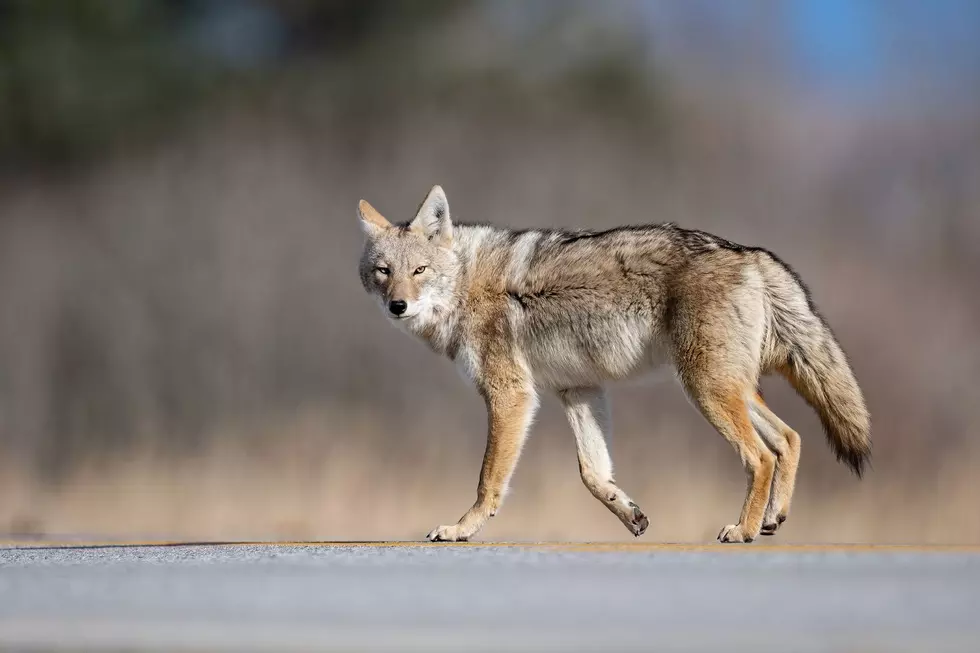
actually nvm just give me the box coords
[2,540,980,553]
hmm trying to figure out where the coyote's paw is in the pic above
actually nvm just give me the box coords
[426,524,469,542]
[717,523,755,544]
[760,514,787,536]
[624,502,649,537]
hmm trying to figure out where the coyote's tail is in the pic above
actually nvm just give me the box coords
[766,256,872,476]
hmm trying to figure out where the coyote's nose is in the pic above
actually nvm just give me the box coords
[388,300,408,316]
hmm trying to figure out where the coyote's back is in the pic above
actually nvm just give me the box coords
[356,185,870,543]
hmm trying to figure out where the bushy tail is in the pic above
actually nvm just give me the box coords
[766,258,872,476]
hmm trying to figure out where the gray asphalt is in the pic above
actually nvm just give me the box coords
[0,543,978,652]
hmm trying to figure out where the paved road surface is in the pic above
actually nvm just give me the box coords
[1,542,978,652]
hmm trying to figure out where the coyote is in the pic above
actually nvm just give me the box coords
[357,185,870,543]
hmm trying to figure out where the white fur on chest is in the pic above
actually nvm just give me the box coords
[453,341,482,384]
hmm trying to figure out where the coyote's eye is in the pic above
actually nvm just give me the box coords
[414,265,427,275]
[375,266,390,276]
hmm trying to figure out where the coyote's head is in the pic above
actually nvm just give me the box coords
[357,185,460,326]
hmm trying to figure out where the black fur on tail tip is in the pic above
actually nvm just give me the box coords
[838,449,871,478]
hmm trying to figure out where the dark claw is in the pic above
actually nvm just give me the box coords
[629,503,649,537]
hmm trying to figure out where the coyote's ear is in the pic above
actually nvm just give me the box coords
[409,185,452,248]
[358,199,391,238]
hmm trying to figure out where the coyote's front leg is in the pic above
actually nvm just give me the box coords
[558,387,649,537]
[427,383,537,542]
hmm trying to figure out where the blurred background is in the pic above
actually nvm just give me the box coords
[1,0,978,544]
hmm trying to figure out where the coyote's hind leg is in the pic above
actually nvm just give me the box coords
[749,393,801,535]
[681,379,775,543]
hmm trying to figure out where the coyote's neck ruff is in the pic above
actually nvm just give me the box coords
[357,185,870,544]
